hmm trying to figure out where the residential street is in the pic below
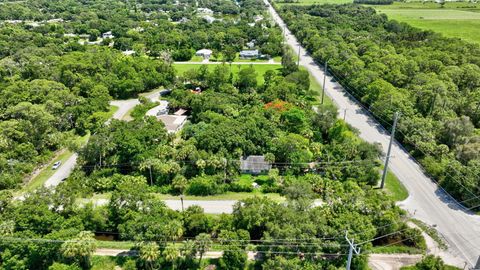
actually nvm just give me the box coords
[263,0,480,267]
[41,91,160,189]
[94,248,420,269]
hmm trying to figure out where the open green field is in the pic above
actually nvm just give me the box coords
[374,2,480,44]
[275,0,480,44]
[173,63,282,84]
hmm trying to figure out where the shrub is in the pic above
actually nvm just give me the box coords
[186,176,223,196]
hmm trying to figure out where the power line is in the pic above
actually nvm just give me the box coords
[323,64,480,208]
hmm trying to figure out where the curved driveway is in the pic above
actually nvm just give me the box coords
[264,0,480,267]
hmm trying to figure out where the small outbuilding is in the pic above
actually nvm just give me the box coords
[196,49,213,59]
[102,31,114,39]
[240,155,271,175]
[239,49,259,59]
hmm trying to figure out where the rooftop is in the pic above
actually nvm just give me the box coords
[240,155,271,174]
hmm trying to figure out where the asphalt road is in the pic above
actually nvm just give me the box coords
[368,254,422,270]
[42,91,160,189]
[264,0,480,267]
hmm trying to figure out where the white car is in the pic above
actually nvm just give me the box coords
[52,161,62,170]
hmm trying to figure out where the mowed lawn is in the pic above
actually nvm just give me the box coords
[173,63,282,83]
[375,2,480,44]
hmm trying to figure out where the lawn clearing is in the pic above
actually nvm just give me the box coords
[375,2,480,44]
[173,63,282,84]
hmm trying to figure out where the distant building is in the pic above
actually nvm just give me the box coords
[246,41,255,49]
[175,17,189,24]
[240,155,271,174]
[253,15,264,22]
[202,15,216,24]
[197,7,214,14]
[239,50,259,59]
[122,50,136,56]
[157,115,187,133]
[196,49,213,59]
[102,31,114,39]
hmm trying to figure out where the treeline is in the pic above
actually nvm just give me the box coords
[0,0,277,191]
[0,0,281,60]
[0,168,422,269]
[0,47,175,190]
[280,4,480,208]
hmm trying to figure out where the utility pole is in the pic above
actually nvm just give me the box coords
[149,164,153,186]
[380,111,400,189]
[345,231,361,270]
[321,60,328,105]
[223,158,227,184]
[343,109,347,121]
[297,45,301,66]
[180,194,185,212]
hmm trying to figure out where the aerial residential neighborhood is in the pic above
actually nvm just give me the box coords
[0,0,479,269]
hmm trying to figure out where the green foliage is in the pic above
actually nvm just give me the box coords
[186,175,224,196]
[281,4,480,207]
[401,255,461,270]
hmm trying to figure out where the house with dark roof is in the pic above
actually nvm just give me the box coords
[240,155,271,174]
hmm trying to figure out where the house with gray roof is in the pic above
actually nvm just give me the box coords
[240,155,271,174]
[239,50,259,59]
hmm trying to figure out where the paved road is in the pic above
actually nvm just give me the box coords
[264,0,480,267]
[42,91,160,189]
[95,247,420,269]
[163,200,237,214]
[43,154,78,188]
[89,198,238,214]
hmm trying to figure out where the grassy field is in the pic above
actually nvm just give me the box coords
[274,0,480,44]
[374,2,480,44]
[173,63,282,84]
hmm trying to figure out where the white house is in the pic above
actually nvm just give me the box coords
[196,49,213,59]
[102,31,114,39]
[253,15,264,22]
[202,15,216,24]
[239,50,259,59]
[122,50,136,56]
[197,8,214,14]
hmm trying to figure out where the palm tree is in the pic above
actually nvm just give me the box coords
[61,231,97,270]
[139,242,160,270]
[194,233,212,266]
[163,243,180,270]
[165,220,184,241]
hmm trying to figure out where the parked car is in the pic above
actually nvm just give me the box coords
[52,161,62,170]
